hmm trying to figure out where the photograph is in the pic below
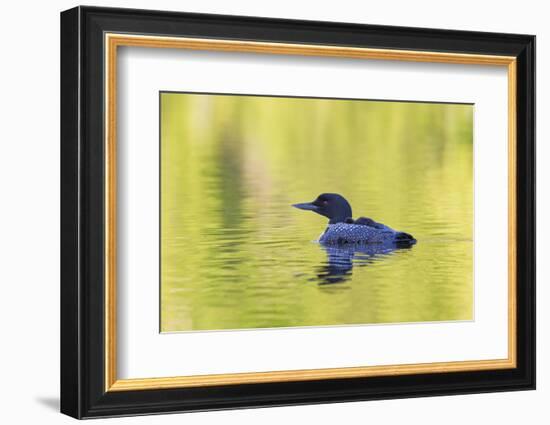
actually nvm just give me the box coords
[160,92,474,332]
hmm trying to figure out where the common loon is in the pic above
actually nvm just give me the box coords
[292,193,416,246]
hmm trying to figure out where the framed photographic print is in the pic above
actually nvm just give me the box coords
[60,6,535,419]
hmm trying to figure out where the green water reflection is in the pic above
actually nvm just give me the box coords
[160,93,473,332]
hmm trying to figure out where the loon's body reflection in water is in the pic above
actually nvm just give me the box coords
[313,243,413,285]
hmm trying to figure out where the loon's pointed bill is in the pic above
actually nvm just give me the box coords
[292,202,319,211]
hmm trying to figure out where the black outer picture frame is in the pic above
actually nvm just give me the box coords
[60,6,535,419]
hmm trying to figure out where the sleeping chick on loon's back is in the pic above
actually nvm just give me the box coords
[292,193,416,246]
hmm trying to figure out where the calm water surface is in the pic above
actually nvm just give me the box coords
[160,93,473,332]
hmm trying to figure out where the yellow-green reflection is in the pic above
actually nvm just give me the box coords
[160,93,473,332]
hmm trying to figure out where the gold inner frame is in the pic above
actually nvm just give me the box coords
[104,33,517,392]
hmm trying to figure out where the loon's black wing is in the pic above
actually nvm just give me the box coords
[356,217,416,245]
[353,217,385,229]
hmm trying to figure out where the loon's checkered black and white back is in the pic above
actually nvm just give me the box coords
[319,220,415,246]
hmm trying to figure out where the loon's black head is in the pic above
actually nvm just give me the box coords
[292,193,353,224]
